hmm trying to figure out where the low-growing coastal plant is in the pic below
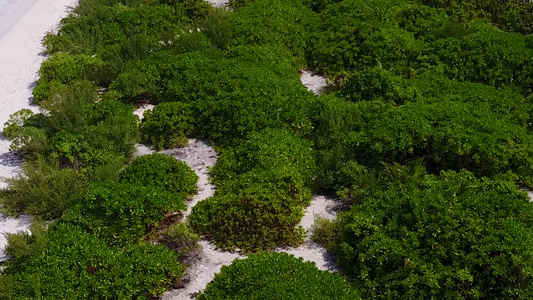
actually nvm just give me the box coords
[160,223,200,257]
[198,252,361,299]
[334,171,533,299]
[61,181,186,246]
[0,223,184,300]
[0,158,86,220]
[4,221,47,261]
[119,153,198,198]
[139,102,196,150]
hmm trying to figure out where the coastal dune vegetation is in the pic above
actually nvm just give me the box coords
[1,0,533,298]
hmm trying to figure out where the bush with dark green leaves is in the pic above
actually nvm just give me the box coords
[210,128,317,188]
[338,67,417,104]
[198,252,361,299]
[139,102,195,150]
[307,0,424,76]
[110,46,315,147]
[190,129,315,252]
[313,77,533,190]
[190,181,309,252]
[418,0,533,34]
[428,22,533,95]
[333,171,533,299]
[229,0,316,67]
[0,223,183,300]
[61,181,186,246]
[120,153,198,198]
[308,0,533,96]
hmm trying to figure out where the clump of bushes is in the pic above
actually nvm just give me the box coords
[160,223,200,257]
[139,102,195,150]
[61,181,186,246]
[312,82,533,190]
[0,223,184,300]
[198,252,361,299]
[190,129,315,252]
[190,181,309,252]
[0,159,87,220]
[333,171,533,299]
[120,153,198,198]
[110,45,315,147]
[419,0,533,34]
[229,0,316,67]
[32,54,104,103]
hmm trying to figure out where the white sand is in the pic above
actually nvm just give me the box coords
[0,0,78,261]
[277,194,341,272]
[133,103,155,120]
[208,0,228,7]
[300,70,327,95]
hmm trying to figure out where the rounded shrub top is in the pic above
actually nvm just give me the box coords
[198,252,361,300]
[120,153,198,198]
[61,181,185,246]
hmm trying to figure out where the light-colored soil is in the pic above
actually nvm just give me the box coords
[300,70,327,95]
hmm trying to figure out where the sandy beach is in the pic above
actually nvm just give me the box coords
[0,0,78,261]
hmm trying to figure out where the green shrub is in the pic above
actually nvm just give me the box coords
[312,91,533,188]
[302,0,343,12]
[307,0,424,76]
[333,171,533,299]
[418,0,533,34]
[311,216,337,251]
[0,158,87,220]
[338,67,416,104]
[190,181,309,252]
[1,223,184,300]
[3,109,35,139]
[203,7,231,50]
[228,0,252,10]
[33,54,104,103]
[430,22,533,95]
[7,127,48,159]
[198,252,361,299]
[229,0,316,66]
[158,0,213,21]
[120,153,198,198]
[61,181,186,246]
[160,223,200,256]
[139,102,195,150]
[4,221,47,261]
[211,128,317,188]
[110,47,315,147]
[190,129,316,252]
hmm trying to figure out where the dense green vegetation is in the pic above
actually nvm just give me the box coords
[198,252,361,299]
[326,171,533,298]
[1,224,183,300]
[190,129,315,251]
[3,0,533,298]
